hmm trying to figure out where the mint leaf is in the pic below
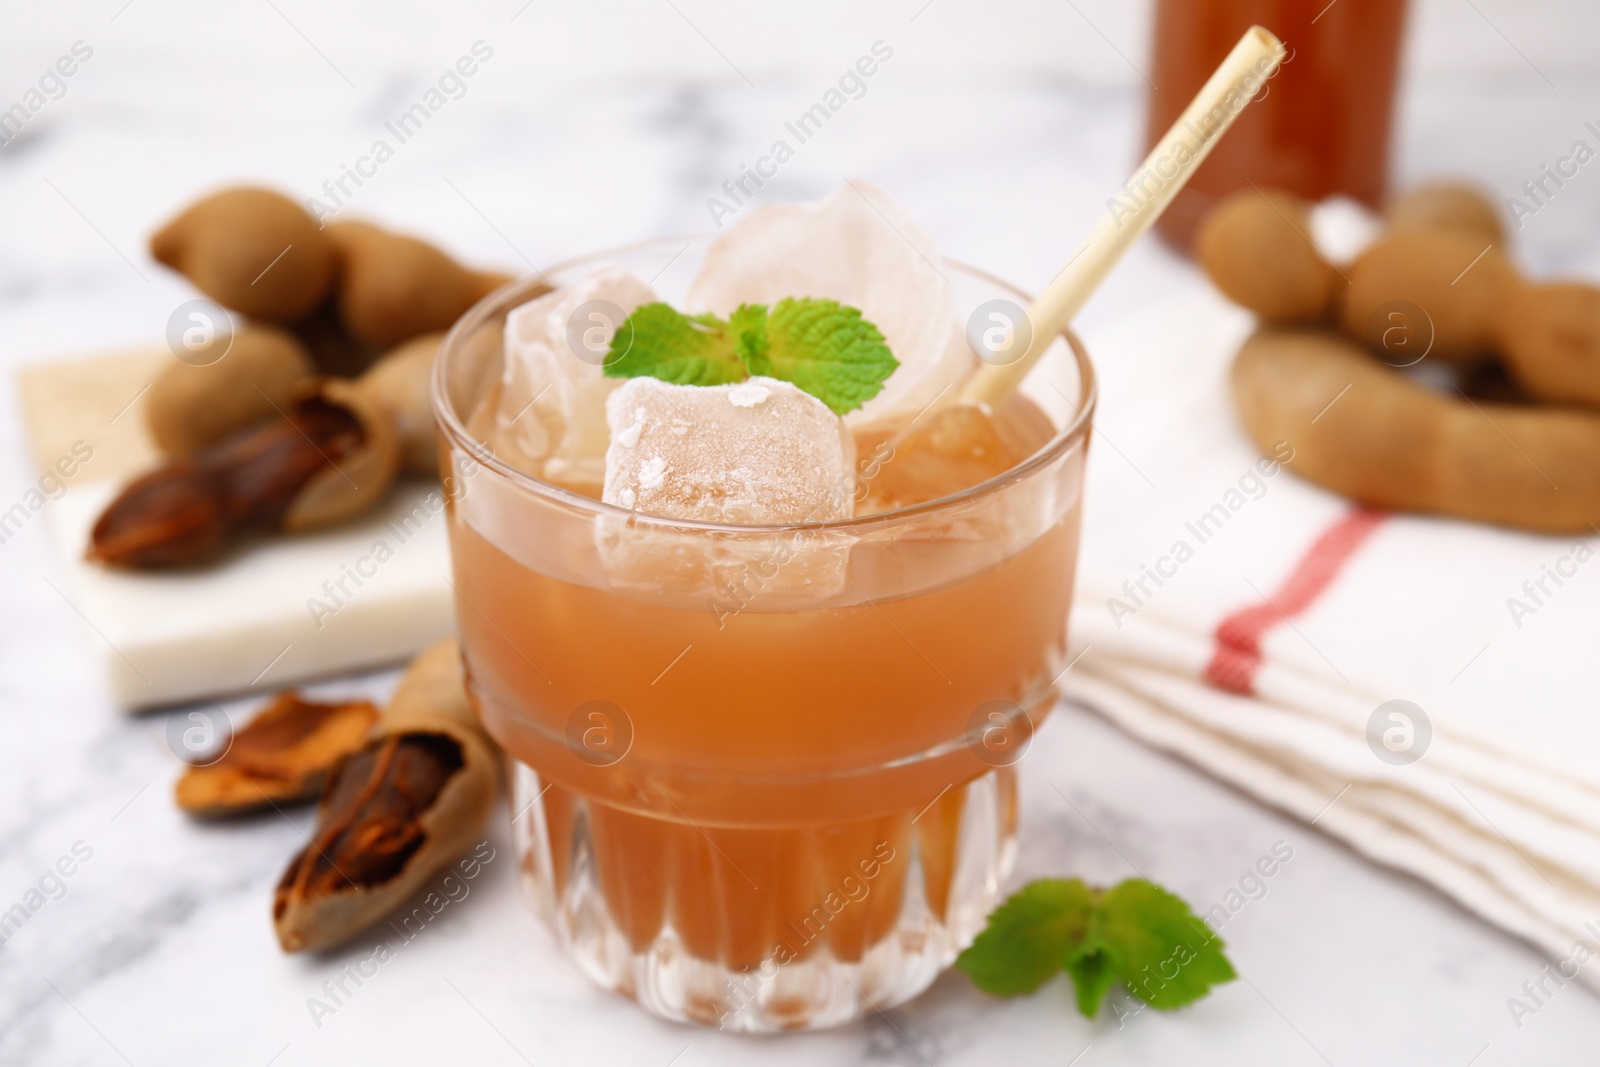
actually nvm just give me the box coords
[1063,937,1122,1018]
[603,302,746,386]
[1098,879,1235,1010]
[955,878,1093,996]
[602,298,898,416]
[958,877,1235,1018]
[728,302,769,364]
[741,297,898,416]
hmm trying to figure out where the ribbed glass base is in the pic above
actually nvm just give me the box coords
[508,762,1017,1031]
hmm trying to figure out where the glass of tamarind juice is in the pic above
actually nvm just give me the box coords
[433,237,1094,1031]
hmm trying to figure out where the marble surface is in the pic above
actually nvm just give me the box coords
[5,6,1600,1065]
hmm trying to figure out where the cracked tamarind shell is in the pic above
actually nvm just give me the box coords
[1230,328,1600,533]
[327,221,509,350]
[90,379,403,569]
[175,694,380,817]
[145,326,316,456]
[1386,182,1505,247]
[1339,229,1519,363]
[1195,189,1340,323]
[356,332,445,475]
[151,188,337,322]
[282,377,402,533]
[273,639,499,954]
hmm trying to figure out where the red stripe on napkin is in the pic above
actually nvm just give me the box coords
[1204,507,1387,695]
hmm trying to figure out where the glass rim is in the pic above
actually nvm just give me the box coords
[432,233,1098,534]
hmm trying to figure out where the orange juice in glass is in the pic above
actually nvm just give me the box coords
[433,235,1093,1031]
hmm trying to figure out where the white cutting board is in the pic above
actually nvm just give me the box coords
[17,349,455,710]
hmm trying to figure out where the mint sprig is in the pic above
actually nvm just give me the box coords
[603,298,898,416]
[956,878,1235,1018]
[605,303,748,386]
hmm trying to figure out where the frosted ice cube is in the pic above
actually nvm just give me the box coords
[491,266,657,490]
[687,181,975,430]
[597,376,856,606]
[603,376,853,524]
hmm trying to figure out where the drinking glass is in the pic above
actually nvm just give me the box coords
[433,236,1095,1031]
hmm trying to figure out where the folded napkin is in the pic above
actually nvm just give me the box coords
[1061,288,1600,992]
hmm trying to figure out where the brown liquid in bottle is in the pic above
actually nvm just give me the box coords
[1147,0,1410,250]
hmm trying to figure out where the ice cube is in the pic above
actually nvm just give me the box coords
[597,376,856,606]
[490,266,657,491]
[687,181,975,430]
[603,376,854,524]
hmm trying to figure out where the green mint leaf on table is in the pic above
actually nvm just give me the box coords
[604,302,747,386]
[1063,934,1122,1018]
[954,879,1095,996]
[1097,879,1236,1010]
[602,298,898,416]
[955,878,1235,1018]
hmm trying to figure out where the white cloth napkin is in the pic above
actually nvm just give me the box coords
[1061,289,1600,992]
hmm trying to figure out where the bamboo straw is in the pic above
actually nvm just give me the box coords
[960,26,1286,410]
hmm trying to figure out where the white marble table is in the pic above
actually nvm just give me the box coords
[4,5,1600,1064]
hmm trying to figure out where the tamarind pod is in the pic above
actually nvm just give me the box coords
[1339,230,1517,363]
[1231,329,1600,534]
[471,270,514,300]
[1196,189,1339,322]
[1496,282,1600,408]
[151,188,336,322]
[273,640,499,953]
[356,333,446,475]
[145,326,316,456]
[1386,182,1505,247]
[89,380,399,568]
[327,222,506,350]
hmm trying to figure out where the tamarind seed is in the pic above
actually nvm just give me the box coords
[1340,229,1516,363]
[1387,182,1505,247]
[1495,282,1600,408]
[151,188,337,322]
[1195,189,1339,323]
[145,326,315,456]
